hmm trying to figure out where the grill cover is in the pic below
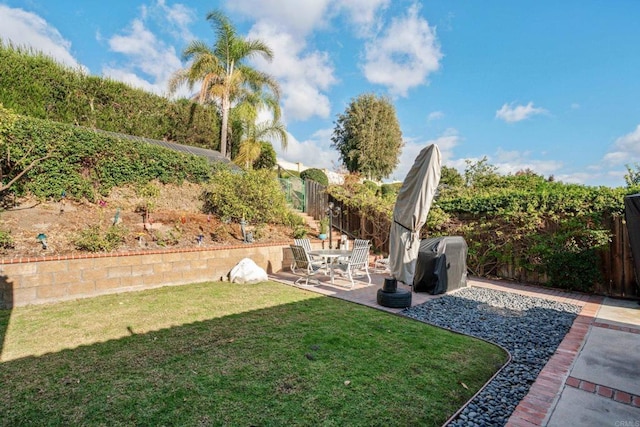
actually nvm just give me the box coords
[624,193,640,288]
[413,236,468,294]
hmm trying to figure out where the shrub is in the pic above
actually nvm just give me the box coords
[1,114,212,201]
[381,182,402,199]
[203,168,291,225]
[363,180,379,194]
[253,142,277,170]
[300,168,328,186]
[293,226,307,239]
[73,224,128,252]
[0,229,14,250]
[0,43,220,148]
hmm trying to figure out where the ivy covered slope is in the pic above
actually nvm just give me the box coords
[0,43,220,149]
[0,106,212,201]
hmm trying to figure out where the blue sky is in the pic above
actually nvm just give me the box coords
[1,1,640,187]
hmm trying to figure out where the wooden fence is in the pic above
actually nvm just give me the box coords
[597,215,638,297]
[303,181,639,297]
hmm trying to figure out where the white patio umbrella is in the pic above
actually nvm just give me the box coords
[388,144,442,285]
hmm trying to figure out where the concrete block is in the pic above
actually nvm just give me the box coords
[37,261,69,273]
[37,284,69,300]
[53,270,82,285]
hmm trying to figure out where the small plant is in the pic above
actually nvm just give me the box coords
[134,182,160,224]
[73,224,127,252]
[319,217,329,234]
[0,228,14,250]
[293,226,307,239]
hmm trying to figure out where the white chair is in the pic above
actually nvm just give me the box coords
[292,238,325,273]
[354,239,370,248]
[290,245,324,286]
[373,257,390,273]
[333,245,372,289]
[338,238,370,264]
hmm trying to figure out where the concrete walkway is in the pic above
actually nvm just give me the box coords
[269,270,640,426]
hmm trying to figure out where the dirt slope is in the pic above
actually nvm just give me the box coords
[0,182,293,258]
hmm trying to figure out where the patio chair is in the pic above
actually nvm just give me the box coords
[293,238,325,273]
[337,238,370,264]
[333,245,371,289]
[373,257,390,273]
[290,244,324,286]
[354,239,370,248]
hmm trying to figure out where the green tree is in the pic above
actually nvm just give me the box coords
[234,119,287,169]
[169,10,280,158]
[464,157,500,188]
[440,166,464,188]
[331,93,403,181]
[253,142,277,170]
[624,163,640,188]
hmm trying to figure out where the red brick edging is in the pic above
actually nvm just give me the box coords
[565,376,640,407]
[592,321,640,335]
[502,290,603,427]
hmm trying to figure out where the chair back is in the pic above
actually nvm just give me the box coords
[290,245,311,269]
[294,238,312,253]
[354,239,370,248]
[349,245,370,268]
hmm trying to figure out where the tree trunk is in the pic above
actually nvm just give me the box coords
[220,96,230,158]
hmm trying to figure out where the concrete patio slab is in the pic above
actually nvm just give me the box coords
[597,297,640,328]
[546,386,640,427]
[569,327,640,396]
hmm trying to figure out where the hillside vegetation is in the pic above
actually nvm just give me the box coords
[0,42,220,149]
[329,167,630,292]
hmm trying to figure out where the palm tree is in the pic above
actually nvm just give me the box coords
[234,119,288,169]
[169,10,280,158]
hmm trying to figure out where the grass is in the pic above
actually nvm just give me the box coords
[0,281,507,426]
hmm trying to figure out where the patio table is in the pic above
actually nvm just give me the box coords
[308,249,352,285]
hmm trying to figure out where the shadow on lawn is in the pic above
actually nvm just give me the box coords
[0,293,505,427]
[0,273,13,356]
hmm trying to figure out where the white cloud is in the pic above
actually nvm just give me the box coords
[389,128,460,182]
[440,148,563,183]
[104,18,183,96]
[362,4,442,97]
[0,5,83,70]
[153,0,195,41]
[491,148,562,176]
[227,0,332,36]
[336,0,390,37]
[248,22,336,121]
[495,102,547,123]
[603,124,640,166]
[427,111,444,121]
[274,128,339,171]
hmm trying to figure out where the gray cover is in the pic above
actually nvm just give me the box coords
[413,236,468,294]
[624,193,640,286]
[388,144,442,285]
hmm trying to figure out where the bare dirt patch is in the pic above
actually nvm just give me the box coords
[0,182,294,258]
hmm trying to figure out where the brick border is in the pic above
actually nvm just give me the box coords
[0,240,292,265]
[565,377,640,407]
[463,282,604,427]
[592,321,640,335]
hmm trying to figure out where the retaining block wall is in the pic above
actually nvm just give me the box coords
[0,241,299,308]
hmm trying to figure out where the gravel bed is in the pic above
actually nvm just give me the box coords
[402,286,581,426]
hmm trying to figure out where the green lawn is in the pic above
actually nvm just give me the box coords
[0,281,507,426]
